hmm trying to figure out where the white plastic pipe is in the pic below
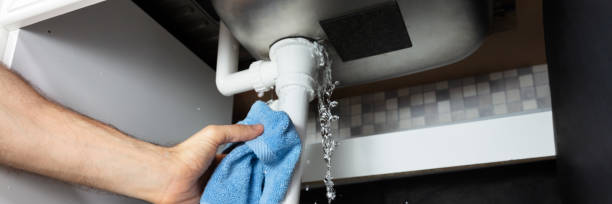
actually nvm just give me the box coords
[215,22,277,96]
[270,38,320,204]
[278,86,310,204]
[215,23,320,204]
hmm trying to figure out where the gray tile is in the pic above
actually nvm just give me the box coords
[387,110,398,122]
[362,103,373,113]
[465,108,480,119]
[385,90,398,99]
[411,105,425,117]
[339,98,350,107]
[339,128,351,138]
[373,124,384,134]
[523,99,538,110]
[479,94,493,109]
[438,100,451,113]
[351,115,362,127]
[439,113,452,123]
[362,125,374,135]
[423,83,436,92]
[506,89,521,102]
[339,115,351,128]
[505,77,519,90]
[374,100,386,112]
[362,112,374,125]
[518,67,532,76]
[374,111,386,124]
[410,93,424,106]
[350,96,361,105]
[477,82,490,95]
[424,91,436,104]
[398,87,410,96]
[452,110,466,121]
[490,79,505,92]
[475,74,489,83]
[534,72,549,86]
[490,72,503,80]
[374,92,385,102]
[519,74,534,88]
[410,85,423,94]
[436,81,449,90]
[504,69,518,78]
[533,64,548,73]
[450,87,463,100]
[507,101,523,113]
[385,121,399,132]
[450,98,464,112]
[398,95,411,108]
[350,127,362,137]
[399,107,411,120]
[436,89,450,101]
[375,122,398,133]
[536,85,550,98]
[463,84,477,97]
[462,77,476,85]
[464,96,479,108]
[386,98,398,110]
[425,103,438,116]
[331,118,339,130]
[351,104,362,115]
[493,104,508,115]
[399,119,412,129]
[449,79,463,88]
[412,116,426,127]
[520,87,536,100]
[338,104,350,118]
[492,92,506,105]
[425,114,439,126]
[362,93,375,104]
[479,106,494,117]
[537,97,552,108]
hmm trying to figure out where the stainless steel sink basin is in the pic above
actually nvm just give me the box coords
[212,0,490,86]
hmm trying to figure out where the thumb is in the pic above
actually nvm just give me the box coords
[201,124,264,147]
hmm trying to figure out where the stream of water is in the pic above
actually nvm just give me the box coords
[313,41,339,204]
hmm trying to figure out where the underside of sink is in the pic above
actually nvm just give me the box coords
[212,0,491,86]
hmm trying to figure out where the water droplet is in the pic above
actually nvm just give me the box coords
[306,159,311,165]
[196,107,201,111]
[305,185,310,191]
[404,201,409,204]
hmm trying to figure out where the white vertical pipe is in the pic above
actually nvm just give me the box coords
[278,87,310,204]
[270,38,319,204]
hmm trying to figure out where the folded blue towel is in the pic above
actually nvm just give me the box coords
[200,101,301,204]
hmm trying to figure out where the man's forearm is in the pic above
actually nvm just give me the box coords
[0,65,176,202]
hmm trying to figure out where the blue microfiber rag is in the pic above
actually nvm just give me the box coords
[200,101,301,204]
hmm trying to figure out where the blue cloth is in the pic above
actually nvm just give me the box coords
[200,101,301,204]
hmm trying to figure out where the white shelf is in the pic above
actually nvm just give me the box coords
[302,111,556,184]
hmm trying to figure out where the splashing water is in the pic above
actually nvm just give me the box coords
[313,41,339,203]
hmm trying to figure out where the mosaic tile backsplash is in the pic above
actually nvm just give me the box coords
[305,64,551,143]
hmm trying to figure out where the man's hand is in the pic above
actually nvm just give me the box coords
[158,124,262,204]
[0,64,262,203]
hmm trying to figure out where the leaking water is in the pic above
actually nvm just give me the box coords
[313,41,339,203]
